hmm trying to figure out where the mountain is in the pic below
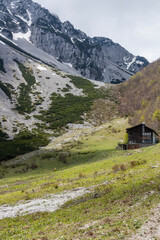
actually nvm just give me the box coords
[0,37,109,136]
[0,35,119,160]
[0,0,151,160]
[0,0,149,83]
[118,58,160,132]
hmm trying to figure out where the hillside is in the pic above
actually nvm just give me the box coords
[0,36,121,161]
[0,1,160,239]
[0,33,159,161]
[0,118,160,239]
[0,0,152,162]
[118,58,160,132]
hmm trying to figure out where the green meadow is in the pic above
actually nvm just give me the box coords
[0,118,160,239]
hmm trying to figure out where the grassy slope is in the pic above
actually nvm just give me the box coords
[118,58,160,131]
[0,118,160,239]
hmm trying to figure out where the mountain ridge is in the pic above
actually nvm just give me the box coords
[0,0,149,83]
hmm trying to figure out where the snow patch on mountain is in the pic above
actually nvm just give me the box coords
[63,62,73,68]
[0,40,5,45]
[71,37,74,44]
[27,10,32,26]
[16,14,27,23]
[76,38,85,43]
[12,29,31,42]
[51,26,61,34]
[124,56,136,70]
[7,8,13,15]
[136,60,144,65]
[37,65,47,71]
[11,1,20,9]
[16,10,32,27]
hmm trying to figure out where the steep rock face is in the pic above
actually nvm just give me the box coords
[0,39,105,138]
[0,0,149,83]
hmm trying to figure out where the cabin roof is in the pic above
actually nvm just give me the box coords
[126,123,159,136]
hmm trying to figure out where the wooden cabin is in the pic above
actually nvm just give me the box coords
[126,123,159,149]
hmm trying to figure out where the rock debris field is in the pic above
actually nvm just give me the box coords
[0,187,90,219]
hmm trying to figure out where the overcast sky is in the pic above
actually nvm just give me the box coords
[34,0,160,62]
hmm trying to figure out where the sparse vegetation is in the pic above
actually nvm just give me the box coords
[0,119,160,239]
[0,123,8,141]
[34,76,114,129]
[14,60,36,114]
[0,81,12,99]
[0,58,6,73]
[16,83,35,113]
[14,60,36,86]
[61,84,72,92]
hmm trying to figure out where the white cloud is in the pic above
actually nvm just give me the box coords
[34,0,160,62]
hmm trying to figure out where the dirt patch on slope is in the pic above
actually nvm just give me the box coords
[0,187,91,219]
[129,204,160,240]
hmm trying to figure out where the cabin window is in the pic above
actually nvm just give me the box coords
[143,139,151,143]
[143,132,151,136]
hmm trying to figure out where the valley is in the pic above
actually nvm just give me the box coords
[0,118,160,239]
[0,0,160,239]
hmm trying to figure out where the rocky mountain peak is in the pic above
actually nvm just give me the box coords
[92,37,114,46]
[63,21,74,30]
[0,0,149,83]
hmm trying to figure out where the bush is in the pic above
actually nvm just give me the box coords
[112,163,127,172]
[78,173,85,178]
[30,162,38,170]
[58,152,70,164]
[0,58,6,73]
[0,81,12,99]
[41,153,55,160]
[123,133,128,144]
[0,128,8,142]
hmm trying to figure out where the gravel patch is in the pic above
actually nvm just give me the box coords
[0,187,91,219]
[129,204,160,240]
